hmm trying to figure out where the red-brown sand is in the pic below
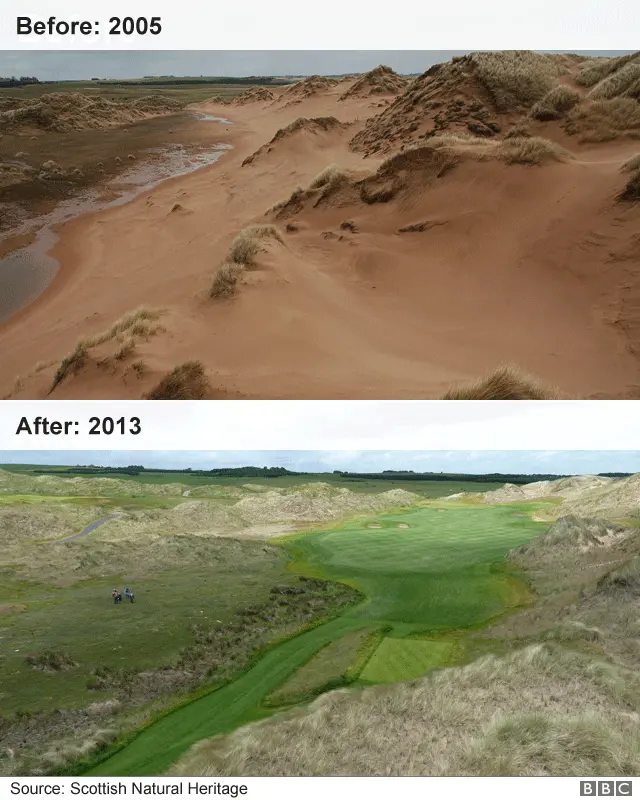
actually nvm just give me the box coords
[1,70,640,399]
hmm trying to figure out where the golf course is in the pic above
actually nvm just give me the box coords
[84,503,544,776]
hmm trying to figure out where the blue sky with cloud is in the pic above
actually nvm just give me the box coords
[1,451,639,474]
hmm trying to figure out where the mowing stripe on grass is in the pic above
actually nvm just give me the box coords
[360,638,455,683]
[85,503,543,776]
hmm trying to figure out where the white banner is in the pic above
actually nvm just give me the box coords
[0,0,638,49]
[0,776,636,798]
[0,400,639,450]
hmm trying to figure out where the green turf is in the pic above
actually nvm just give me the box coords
[266,627,380,705]
[360,638,455,683]
[87,503,544,776]
[0,82,255,106]
[289,505,543,630]
[0,559,288,715]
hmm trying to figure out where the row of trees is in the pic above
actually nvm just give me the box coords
[0,76,40,87]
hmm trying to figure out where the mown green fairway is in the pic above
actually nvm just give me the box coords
[360,638,456,683]
[289,505,543,631]
[89,503,544,776]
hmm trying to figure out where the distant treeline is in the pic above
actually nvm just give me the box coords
[333,471,572,484]
[0,76,40,87]
[334,471,632,484]
[26,466,633,483]
[31,466,302,478]
[85,77,292,87]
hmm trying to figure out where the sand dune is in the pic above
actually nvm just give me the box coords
[1,54,640,399]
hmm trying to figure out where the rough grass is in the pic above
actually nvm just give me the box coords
[499,136,571,165]
[618,170,640,202]
[441,366,556,400]
[471,51,565,111]
[227,225,283,265]
[210,263,242,299]
[530,84,581,121]
[0,527,342,775]
[144,361,209,400]
[47,308,164,394]
[48,344,88,395]
[265,627,380,706]
[589,62,640,100]
[427,132,493,149]
[419,134,569,166]
[566,97,640,142]
[309,164,350,189]
[170,643,640,776]
[576,53,640,87]
[621,153,640,172]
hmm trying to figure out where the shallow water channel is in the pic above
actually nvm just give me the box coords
[0,115,232,323]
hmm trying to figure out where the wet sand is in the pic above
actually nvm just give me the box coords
[0,123,231,322]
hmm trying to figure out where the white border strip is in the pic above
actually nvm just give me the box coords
[0,400,638,450]
[1,1,638,48]
[0,776,634,798]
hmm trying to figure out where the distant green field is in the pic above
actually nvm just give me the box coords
[0,465,504,498]
[0,81,255,105]
[89,503,545,776]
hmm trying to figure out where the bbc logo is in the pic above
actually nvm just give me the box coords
[580,782,633,796]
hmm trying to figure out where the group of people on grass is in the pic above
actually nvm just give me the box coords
[111,586,135,604]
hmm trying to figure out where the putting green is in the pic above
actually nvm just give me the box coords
[360,638,455,683]
[86,503,544,776]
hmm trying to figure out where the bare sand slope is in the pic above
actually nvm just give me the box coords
[1,69,640,399]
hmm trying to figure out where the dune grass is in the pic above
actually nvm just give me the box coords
[309,164,350,189]
[589,62,640,100]
[414,135,569,167]
[441,366,556,400]
[48,344,89,395]
[210,263,242,299]
[170,642,640,777]
[227,225,283,265]
[530,84,581,121]
[575,55,635,88]
[621,154,640,172]
[499,136,571,165]
[144,361,209,400]
[47,308,164,394]
[427,132,492,149]
[617,169,640,202]
[471,51,565,111]
[566,97,640,142]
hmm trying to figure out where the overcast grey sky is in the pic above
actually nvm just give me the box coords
[0,51,632,81]
[1,451,639,474]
